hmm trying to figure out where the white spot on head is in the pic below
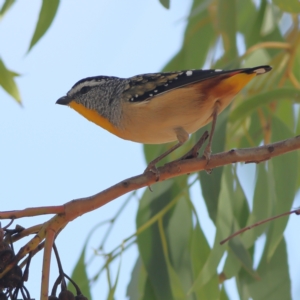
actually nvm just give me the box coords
[131,98,134,101]
[186,70,193,76]
[254,68,266,74]
[215,69,222,72]
[135,94,138,97]
[149,94,153,96]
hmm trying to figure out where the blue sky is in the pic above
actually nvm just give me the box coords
[0,0,299,299]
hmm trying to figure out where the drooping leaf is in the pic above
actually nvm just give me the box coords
[190,217,220,299]
[190,166,234,293]
[242,164,273,248]
[230,88,300,124]
[136,179,186,300]
[199,107,229,223]
[228,238,258,279]
[159,0,170,9]
[68,246,92,300]
[272,0,300,13]
[237,238,291,300]
[0,58,21,103]
[215,0,238,65]
[28,0,60,52]
[222,250,242,279]
[266,116,297,260]
[127,257,147,300]
[165,196,193,297]
[0,0,15,19]
[162,0,215,71]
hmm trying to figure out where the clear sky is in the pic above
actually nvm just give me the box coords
[0,0,299,299]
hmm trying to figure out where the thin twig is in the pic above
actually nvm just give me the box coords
[220,208,300,245]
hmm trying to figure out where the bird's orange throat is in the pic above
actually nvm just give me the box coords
[69,101,122,137]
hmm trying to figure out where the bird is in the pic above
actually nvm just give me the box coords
[56,65,272,172]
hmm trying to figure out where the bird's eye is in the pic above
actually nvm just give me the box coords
[80,86,91,94]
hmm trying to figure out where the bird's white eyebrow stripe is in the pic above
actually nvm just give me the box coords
[70,79,106,95]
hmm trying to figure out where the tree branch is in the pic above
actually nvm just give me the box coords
[0,135,300,299]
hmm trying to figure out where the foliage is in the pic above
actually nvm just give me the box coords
[133,0,299,299]
[0,0,59,104]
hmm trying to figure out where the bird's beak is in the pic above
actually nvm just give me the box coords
[56,96,72,105]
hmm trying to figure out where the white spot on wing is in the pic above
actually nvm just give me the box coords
[215,69,222,72]
[186,70,193,76]
[254,68,266,74]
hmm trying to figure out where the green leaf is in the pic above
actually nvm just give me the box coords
[216,0,238,64]
[219,286,230,300]
[190,220,220,299]
[228,238,258,279]
[0,58,21,103]
[266,116,297,260]
[127,257,147,300]
[274,98,294,131]
[251,0,268,46]
[222,251,242,279]
[238,238,291,300]
[199,107,229,223]
[136,179,186,300]
[220,167,257,277]
[293,44,300,83]
[163,0,215,71]
[272,0,300,13]
[28,0,60,52]
[68,246,92,300]
[142,276,158,300]
[230,88,300,124]
[242,164,273,248]
[189,166,234,294]
[159,0,170,9]
[296,106,300,188]
[237,0,260,48]
[107,251,123,300]
[165,196,193,297]
[0,0,15,19]
[158,217,186,299]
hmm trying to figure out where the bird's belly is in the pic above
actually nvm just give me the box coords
[119,79,239,144]
[120,95,217,144]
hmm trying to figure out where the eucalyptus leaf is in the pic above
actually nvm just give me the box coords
[0,58,21,103]
[0,0,15,19]
[272,0,300,13]
[159,0,170,9]
[28,0,59,52]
